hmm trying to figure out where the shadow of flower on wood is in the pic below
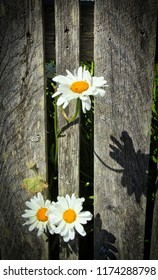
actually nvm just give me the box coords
[58,117,79,138]
[94,213,118,260]
[109,131,149,203]
[94,131,149,203]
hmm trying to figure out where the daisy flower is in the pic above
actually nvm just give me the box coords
[22,192,56,236]
[52,66,108,113]
[48,193,93,242]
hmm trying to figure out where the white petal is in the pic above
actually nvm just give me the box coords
[85,99,91,110]
[57,87,72,94]
[37,221,46,231]
[37,230,43,236]
[77,212,93,224]
[45,200,51,208]
[21,210,36,218]
[36,193,45,207]
[85,70,92,85]
[47,223,56,234]
[96,88,106,97]
[69,194,84,212]
[80,88,93,96]
[77,211,93,220]
[68,228,75,240]
[49,213,62,224]
[63,233,70,242]
[28,221,38,231]
[62,100,69,109]
[35,197,44,208]
[23,216,37,224]
[25,200,38,211]
[66,94,78,101]
[56,96,66,106]
[82,66,87,80]
[52,91,61,98]
[79,95,89,101]
[63,194,69,207]
[92,76,107,87]
[81,98,91,113]
[53,75,72,85]
[77,66,83,80]
[76,217,88,224]
[68,193,76,209]
[60,91,78,99]
[57,196,69,209]
[73,202,83,214]
[66,69,76,81]
[61,227,75,242]
[81,101,86,113]
[37,192,44,202]
[55,220,65,234]
[60,225,69,237]
[74,222,86,236]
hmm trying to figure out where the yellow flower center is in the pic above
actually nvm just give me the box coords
[63,209,77,223]
[70,81,89,94]
[36,208,48,222]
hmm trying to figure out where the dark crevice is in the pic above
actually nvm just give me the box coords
[144,19,158,260]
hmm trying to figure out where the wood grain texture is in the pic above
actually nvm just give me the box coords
[54,0,80,260]
[94,0,157,259]
[44,1,93,62]
[0,0,48,259]
[80,1,94,61]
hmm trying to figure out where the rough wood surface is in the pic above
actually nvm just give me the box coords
[0,0,48,259]
[94,0,157,259]
[44,1,93,62]
[54,0,80,260]
[80,1,94,61]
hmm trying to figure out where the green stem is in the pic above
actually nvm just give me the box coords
[68,98,80,123]
[61,107,70,122]
[90,61,94,76]
[53,97,58,171]
[61,98,80,123]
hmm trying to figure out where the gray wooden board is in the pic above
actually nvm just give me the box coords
[0,0,48,259]
[94,0,157,259]
[44,1,94,62]
[54,0,80,260]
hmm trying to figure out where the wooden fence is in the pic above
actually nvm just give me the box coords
[0,0,157,260]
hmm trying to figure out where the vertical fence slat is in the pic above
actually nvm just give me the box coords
[0,0,48,259]
[45,1,94,62]
[94,0,157,259]
[54,0,80,260]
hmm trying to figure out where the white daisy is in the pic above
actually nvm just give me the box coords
[52,66,108,113]
[22,192,56,236]
[48,193,93,242]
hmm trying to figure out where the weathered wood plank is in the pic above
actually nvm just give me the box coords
[54,0,80,260]
[94,0,157,259]
[44,0,93,62]
[80,1,94,62]
[0,0,48,259]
